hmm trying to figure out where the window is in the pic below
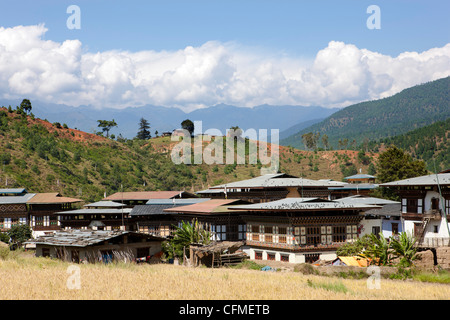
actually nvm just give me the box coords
[306,226,320,246]
[255,251,263,260]
[267,253,275,261]
[238,224,246,240]
[434,225,439,233]
[4,218,11,229]
[333,226,346,243]
[392,223,399,234]
[406,199,417,213]
[280,255,289,262]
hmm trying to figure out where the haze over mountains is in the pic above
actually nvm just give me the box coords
[0,99,339,139]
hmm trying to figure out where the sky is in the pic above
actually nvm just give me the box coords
[0,0,448,111]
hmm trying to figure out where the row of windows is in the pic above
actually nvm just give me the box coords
[248,224,357,235]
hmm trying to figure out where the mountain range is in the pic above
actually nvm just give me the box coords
[0,99,339,140]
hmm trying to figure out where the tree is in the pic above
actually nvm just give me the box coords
[228,126,243,141]
[20,99,32,114]
[377,146,428,183]
[181,119,194,136]
[8,224,32,247]
[97,119,118,138]
[136,117,151,140]
[321,134,329,150]
[301,132,318,150]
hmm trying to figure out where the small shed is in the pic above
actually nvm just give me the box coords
[189,241,247,267]
[27,229,165,263]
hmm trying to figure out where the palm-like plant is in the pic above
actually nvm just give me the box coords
[390,232,418,267]
[359,233,393,266]
[164,219,212,260]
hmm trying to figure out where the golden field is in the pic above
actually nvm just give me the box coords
[0,251,449,300]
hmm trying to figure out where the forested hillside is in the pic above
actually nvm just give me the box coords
[369,118,450,172]
[281,76,450,149]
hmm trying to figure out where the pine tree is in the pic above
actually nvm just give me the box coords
[136,117,151,140]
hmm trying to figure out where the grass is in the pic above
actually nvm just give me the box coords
[413,269,450,284]
[1,251,450,300]
[306,279,349,294]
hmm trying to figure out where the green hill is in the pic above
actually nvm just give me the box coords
[0,106,377,202]
[368,117,450,172]
[281,76,450,150]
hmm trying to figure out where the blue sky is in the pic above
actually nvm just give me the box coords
[0,0,448,110]
[1,0,448,56]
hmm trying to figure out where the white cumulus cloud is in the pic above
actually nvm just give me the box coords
[0,24,449,111]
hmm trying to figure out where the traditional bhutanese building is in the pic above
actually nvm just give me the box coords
[228,197,379,264]
[197,173,346,203]
[381,172,450,247]
[0,189,82,237]
[27,193,83,236]
[103,190,197,206]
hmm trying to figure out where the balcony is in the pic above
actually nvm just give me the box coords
[423,209,442,220]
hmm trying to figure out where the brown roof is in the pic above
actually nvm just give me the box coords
[27,193,83,204]
[104,191,191,201]
[163,199,247,214]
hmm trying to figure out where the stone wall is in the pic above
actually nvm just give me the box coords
[436,247,450,269]
[415,250,435,269]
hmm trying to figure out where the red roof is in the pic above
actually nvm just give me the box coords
[163,199,245,214]
[27,193,83,204]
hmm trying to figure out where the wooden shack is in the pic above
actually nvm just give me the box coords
[189,241,247,267]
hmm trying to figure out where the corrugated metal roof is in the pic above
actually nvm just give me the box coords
[365,204,402,217]
[328,183,378,190]
[84,200,126,208]
[344,174,376,180]
[0,193,36,204]
[103,191,194,201]
[230,197,380,211]
[208,174,345,189]
[55,208,132,215]
[336,195,399,205]
[381,173,450,187]
[0,188,27,194]
[130,204,184,216]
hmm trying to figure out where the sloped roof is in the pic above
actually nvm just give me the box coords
[0,188,27,194]
[27,229,165,247]
[27,193,83,204]
[0,193,36,204]
[380,173,450,187]
[84,200,126,208]
[103,191,195,201]
[336,195,399,205]
[344,174,376,180]
[204,173,345,190]
[55,208,132,215]
[364,204,402,217]
[230,197,380,211]
[163,199,248,214]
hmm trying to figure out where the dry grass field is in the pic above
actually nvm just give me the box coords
[0,251,449,300]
